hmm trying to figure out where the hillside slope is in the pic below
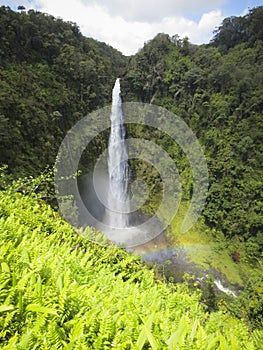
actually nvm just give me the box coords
[122,7,263,242]
[0,6,127,175]
[0,189,262,348]
[0,6,262,244]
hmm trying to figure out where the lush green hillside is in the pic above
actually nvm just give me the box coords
[0,6,127,175]
[0,6,262,244]
[122,7,263,244]
[0,6,262,345]
[0,189,262,349]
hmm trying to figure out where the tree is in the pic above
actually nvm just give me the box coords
[200,274,218,311]
[17,5,26,11]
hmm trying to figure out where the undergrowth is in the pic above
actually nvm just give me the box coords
[0,190,262,349]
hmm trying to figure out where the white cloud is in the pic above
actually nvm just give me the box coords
[152,10,224,45]
[80,0,226,22]
[196,10,223,42]
[241,7,250,17]
[7,0,224,55]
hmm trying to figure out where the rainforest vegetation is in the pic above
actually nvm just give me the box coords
[0,5,262,348]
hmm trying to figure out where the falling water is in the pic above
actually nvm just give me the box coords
[107,78,129,228]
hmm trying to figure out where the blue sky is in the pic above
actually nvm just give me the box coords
[187,0,262,20]
[1,0,262,54]
[222,0,262,16]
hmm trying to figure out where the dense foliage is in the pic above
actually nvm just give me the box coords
[0,6,262,344]
[122,7,263,243]
[1,189,263,349]
[212,6,263,52]
[0,6,126,175]
[0,6,262,243]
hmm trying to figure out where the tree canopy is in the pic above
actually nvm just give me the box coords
[0,5,262,244]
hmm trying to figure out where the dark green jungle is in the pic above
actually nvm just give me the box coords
[0,5,262,349]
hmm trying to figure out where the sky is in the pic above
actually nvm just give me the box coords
[2,0,263,55]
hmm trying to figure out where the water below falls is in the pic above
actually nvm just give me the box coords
[214,279,237,297]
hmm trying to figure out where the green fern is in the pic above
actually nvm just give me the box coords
[251,329,263,350]
[167,314,189,349]
[0,191,261,349]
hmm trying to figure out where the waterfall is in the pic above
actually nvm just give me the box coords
[107,78,129,228]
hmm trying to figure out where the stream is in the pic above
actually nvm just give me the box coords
[129,231,240,298]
